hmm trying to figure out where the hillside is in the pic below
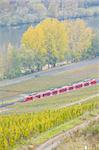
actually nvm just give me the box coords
[0,0,99,26]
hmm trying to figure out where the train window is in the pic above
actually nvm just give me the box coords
[90,80,96,85]
[35,95,41,98]
[43,92,51,97]
[68,86,74,90]
[59,88,66,93]
[75,84,83,88]
[59,89,61,93]
[52,90,58,95]
[84,82,89,86]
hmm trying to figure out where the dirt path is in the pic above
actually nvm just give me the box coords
[36,115,99,150]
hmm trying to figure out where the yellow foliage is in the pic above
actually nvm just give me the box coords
[63,19,93,59]
[37,18,68,60]
[0,100,98,150]
[21,18,93,64]
[22,25,46,55]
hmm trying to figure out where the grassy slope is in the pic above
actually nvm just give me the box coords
[7,85,99,114]
[15,97,99,150]
[0,62,99,100]
[56,116,99,150]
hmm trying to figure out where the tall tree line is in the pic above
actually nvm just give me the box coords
[0,18,96,79]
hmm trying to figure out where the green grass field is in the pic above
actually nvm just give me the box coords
[0,62,99,100]
[4,84,98,114]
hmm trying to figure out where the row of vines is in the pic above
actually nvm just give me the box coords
[0,98,98,150]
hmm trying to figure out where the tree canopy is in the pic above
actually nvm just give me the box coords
[63,19,93,61]
[0,18,95,79]
[21,18,93,69]
[0,0,99,26]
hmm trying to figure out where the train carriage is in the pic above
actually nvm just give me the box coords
[42,90,52,97]
[68,85,74,91]
[52,89,59,95]
[73,82,83,90]
[58,86,68,94]
[90,79,96,85]
[23,78,97,102]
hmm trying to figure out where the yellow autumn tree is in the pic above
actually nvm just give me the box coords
[22,26,46,54]
[64,19,93,61]
[21,25,46,71]
[37,18,68,66]
[21,18,93,70]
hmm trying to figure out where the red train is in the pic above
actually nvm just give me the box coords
[23,79,96,102]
